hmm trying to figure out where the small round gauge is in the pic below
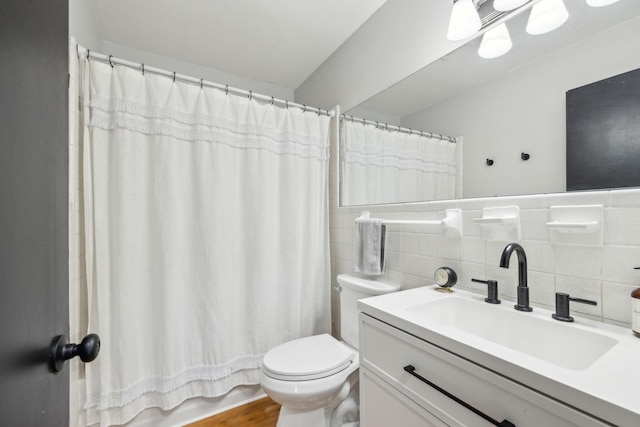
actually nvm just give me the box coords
[434,267,457,288]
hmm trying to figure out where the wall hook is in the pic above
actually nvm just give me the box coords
[486,158,494,166]
[521,152,530,161]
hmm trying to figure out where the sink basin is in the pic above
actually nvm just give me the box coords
[405,296,618,370]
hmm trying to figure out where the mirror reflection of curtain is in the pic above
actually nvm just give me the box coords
[340,119,460,206]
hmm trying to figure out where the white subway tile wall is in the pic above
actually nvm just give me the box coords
[329,143,640,332]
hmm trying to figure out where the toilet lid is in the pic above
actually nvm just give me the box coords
[262,334,354,381]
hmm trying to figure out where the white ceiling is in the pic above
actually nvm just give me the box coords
[89,0,387,90]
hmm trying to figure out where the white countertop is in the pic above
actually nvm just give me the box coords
[358,286,640,426]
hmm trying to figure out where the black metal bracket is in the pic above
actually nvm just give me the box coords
[404,365,515,427]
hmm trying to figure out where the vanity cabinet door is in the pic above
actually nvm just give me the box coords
[361,368,448,427]
[360,314,610,427]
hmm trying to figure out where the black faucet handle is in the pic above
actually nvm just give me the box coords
[552,292,597,322]
[471,278,501,304]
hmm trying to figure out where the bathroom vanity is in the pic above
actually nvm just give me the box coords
[358,286,640,426]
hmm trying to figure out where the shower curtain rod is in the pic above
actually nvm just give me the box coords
[340,114,457,143]
[78,47,336,118]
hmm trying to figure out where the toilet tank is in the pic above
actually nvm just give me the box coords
[337,274,400,349]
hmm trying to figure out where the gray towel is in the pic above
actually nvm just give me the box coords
[355,218,386,275]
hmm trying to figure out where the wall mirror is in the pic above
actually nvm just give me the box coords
[340,0,640,206]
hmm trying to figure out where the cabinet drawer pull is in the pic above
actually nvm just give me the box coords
[404,365,516,427]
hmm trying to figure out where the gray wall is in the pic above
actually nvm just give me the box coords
[295,0,463,111]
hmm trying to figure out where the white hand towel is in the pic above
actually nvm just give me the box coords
[355,218,386,275]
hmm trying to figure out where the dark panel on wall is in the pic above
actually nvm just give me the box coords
[0,0,69,425]
[566,68,640,191]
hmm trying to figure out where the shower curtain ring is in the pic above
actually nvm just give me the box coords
[108,55,114,68]
[86,49,90,61]
[248,91,252,100]
[270,97,274,106]
[303,104,307,113]
[141,63,145,75]
[225,85,229,95]
[200,79,204,89]
[317,108,321,117]
[172,72,176,82]
[285,101,289,109]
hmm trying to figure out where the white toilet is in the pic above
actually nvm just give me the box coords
[260,274,400,427]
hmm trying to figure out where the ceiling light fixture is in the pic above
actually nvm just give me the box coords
[478,23,513,58]
[447,0,482,41]
[526,0,569,35]
[448,0,613,60]
[493,0,529,12]
[586,0,620,7]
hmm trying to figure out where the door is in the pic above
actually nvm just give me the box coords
[0,0,70,426]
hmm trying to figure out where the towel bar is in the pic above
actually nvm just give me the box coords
[356,209,462,238]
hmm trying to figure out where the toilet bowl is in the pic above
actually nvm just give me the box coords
[260,334,359,427]
[260,274,399,427]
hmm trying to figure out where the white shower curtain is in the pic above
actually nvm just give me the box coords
[78,56,331,425]
[340,119,460,205]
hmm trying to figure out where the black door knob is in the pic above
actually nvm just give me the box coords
[49,333,100,373]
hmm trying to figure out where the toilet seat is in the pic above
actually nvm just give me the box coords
[262,334,354,381]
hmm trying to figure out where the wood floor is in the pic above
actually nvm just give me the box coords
[186,397,281,427]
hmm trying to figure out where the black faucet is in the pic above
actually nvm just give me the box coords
[552,292,597,322]
[499,243,532,312]
[471,278,501,304]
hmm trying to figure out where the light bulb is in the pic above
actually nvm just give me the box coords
[478,23,513,59]
[447,0,482,41]
[526,0,569,35]
[493,0,529,12]
[586,0,620,6]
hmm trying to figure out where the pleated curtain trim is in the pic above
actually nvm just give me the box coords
[78,57,331,426]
